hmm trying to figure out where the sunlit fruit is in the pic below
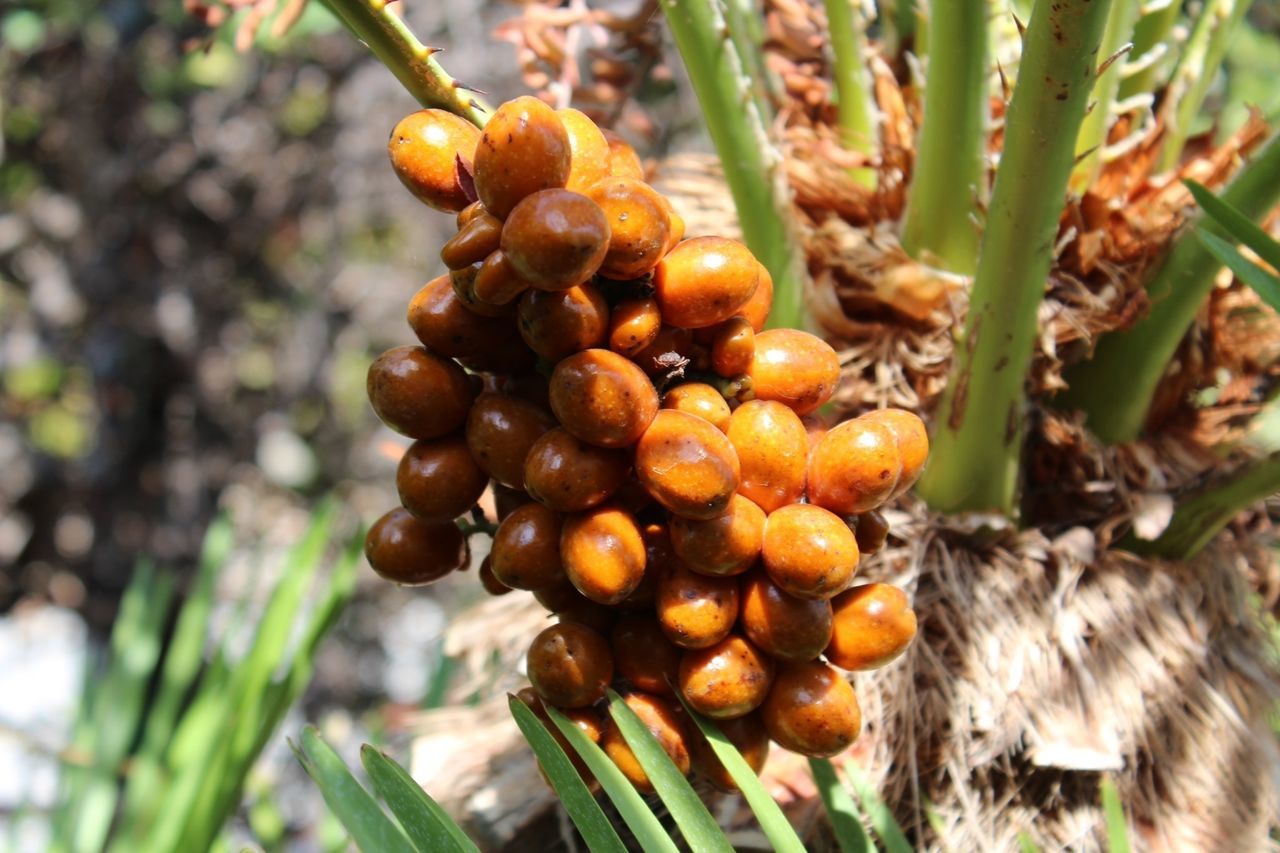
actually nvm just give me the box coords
[600,691,690,791]
[661,383,732,433]
[678,634,774,719]
[517,282,610,362]
[473,96,571,218]
[367,345,475,440]
[561,505,647,605]
[826,583,918,671]
[727,400,809,513]
[524,427,630,513]
[502,189,611,290]
[806,416,903,516]
[747,329,840,415]
[490,502,565,590]
[761,503,859,600]
[611,613,682,696]
[527,621,614,708]
[587,177,672,280]
[689,712,769,791]
[654,236,759,329]
[635,410,741,521]
[739,570,833,661]
[655,562,739,649]
[387,109,480,212]
[669,493,764,576]
[761,661,862,758]
[365,508,469,585]
[550,349,659,448]
[559,108,612,192]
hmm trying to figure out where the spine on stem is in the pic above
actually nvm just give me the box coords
[1071,0,1143,189]
[822,0,878,188]
[915,0,1112,516]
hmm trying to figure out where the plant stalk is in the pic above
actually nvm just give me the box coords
[723,0,778,122]
[661,0,809,332]
[316,0,492,126]
[1071,0,1143,189]
[1116,0,1180,101]
[1060,132,1280,444]
[915,0,1112,516]
[822,0,878,189]
[899,0,988,274]
[1121,452,1280,558]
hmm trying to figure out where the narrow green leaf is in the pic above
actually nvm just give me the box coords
[1018,830,1043,853]
[604,689,732,853]
[293,727,417,853]
[1186,179,1280,272]
[507,698,626,853]
[1195,229,1280,313]
[543,705,679,853]
[361,745,480,853]
[673,696,805,853]
[1100,777,1132,853]
[842,763,912,853]
[809,758,874,853]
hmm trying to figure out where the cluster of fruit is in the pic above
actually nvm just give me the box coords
[362,96,925,791]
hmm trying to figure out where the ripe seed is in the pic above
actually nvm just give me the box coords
[669,493,764,576]
[739,570,833,661]
[395,434,488,522]
[366,345,474,440]
[655,562,739,649]
[635,410,741,521]
[761,661,862,758]
[490,502,566,591]
[747,329,841,415]
[761,503,860,600]
[806,417,903,516]
[689,712,769,792]
[517,282,610,363]
[710,316,756,377]
[602,128,645,180]
[465,393,555,489]
[654,237,760,329]
[365,508,469,586]
[473,96,571,219]
[387,109,480,212]
[549,349,659,448]
[501,189,611,290]
[859,408,930,498]
[607,297,662,357]
[524,427,630,513]
[472,250,534,306]
[587,177,672,280]
[600,692,691,791]
[527,621,614,709]
[728,400,810,513]
[440,212,503,270]
[661,383,732,433]
[826,583,918,671]
[611,613,682,696]
[561,505,647,605]
[558,108,612,192]
[677,634,774,719]
[407,274,532,373]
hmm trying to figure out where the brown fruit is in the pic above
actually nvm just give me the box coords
[688,712,769,791]
[853,510,890,555]
[559,108,612,193]
[678,635,774,719]
[387,109,480,212]
[611,614,681,696]
[516,687,603,791]
[407,274,531,373]
[561,506,647,605]
[527,621,614,708]
[761,661,862,758]
[632,326,699,377]
[473,96,571,219]
[456,200,485,228]
[727,400,809,513]
[602,128,645,180]
[490,502,565,590]
[478,555,513,596]
[451,263,517,318]
[747,329,841,415]
[669,494,764,576]
[493,484,530,522]
[635,410,741,521]
[607,297,662,357]
[440,211,503,270]
[654,237,759,329]
[517,283,610,363]
[365,508,468,585]
[738,263,774,332]
[549,349,659,448]
[806,417,902,516]
[501,189,611,290]
[761,504,859,600]
[655,563,739,649]
[825,583,917,671]
[367,346,474,440]
[472,250,534,306]
[587,177,672,280]
[601,692,690,791]
[465,393,556,489]
[739,570,833,661]
[858,408,929,498]
[661,383,732,433]
[524,427,630,513]
[710,317,755,377]
[396,435,488,522]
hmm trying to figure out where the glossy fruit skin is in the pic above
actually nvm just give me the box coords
[710,317,755,377]
[516,687,603,791]
[501,189,611,290]
[367,346,475,440]
[549,349,659,448]
[632,326,699,377]
[654,237,759,329]
[607,297,662,357]
[493,484,530,522]
[669,494,764,577]
[473,96,571,219]
[853,510,890,555]
[527,621,614,709]
[738,264,774,333]
[689,712,769,791]
[587,177,672,280]
[727,400,809,513]
[806,417,902,516]
[661,383,732,433]
[561,506,647,605]
[490,502,565,590]
[747,329,841,415]
[601,692,690,791]
[655,563,739,649]
[761,661,862,758]
[825,583,917,671]
[465,393,555,490]
[407,274,532,373]
[396,435,489,522]
[611,614,681,696]
[365,508,469,585]
[440,211,503,270]
[678,634,774,719]
[761,504,859,600]
[558,108,612,193]
[524,427,630,513]
[456,200,485,228]
[739,571,833,661]
[859,408,929,498]
[602,128,645,180]
[478,555,513,596]
[517,283,609,363]
[635,410,741,521]
[451,263,517,318]
[387,109,480,212]
[472,250,534,306]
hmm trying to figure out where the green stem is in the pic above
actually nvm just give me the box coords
[899,0,987,274]
[1071,0,1143,189]
[1121,452,1280,559]
[661,0,809,332]
[915,0,1112,516]
[1116,0,1180,101]
[1155,0,1253,172]
[315,0,492,126]
[1060,132,1280,444]
[822,0,878,189]
[723,0,777,122]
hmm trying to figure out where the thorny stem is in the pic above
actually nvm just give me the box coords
[1071,0,1142,190]
[1121,452,1280,559]
[316,0,493,127]
[1117,0,1180,101]
[822,0,878,189]
[661,0,810,332]
[1155,0,1253,173]
[899,0,987,274]
[915,0,1112,516]
[1060,132,1280,444]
